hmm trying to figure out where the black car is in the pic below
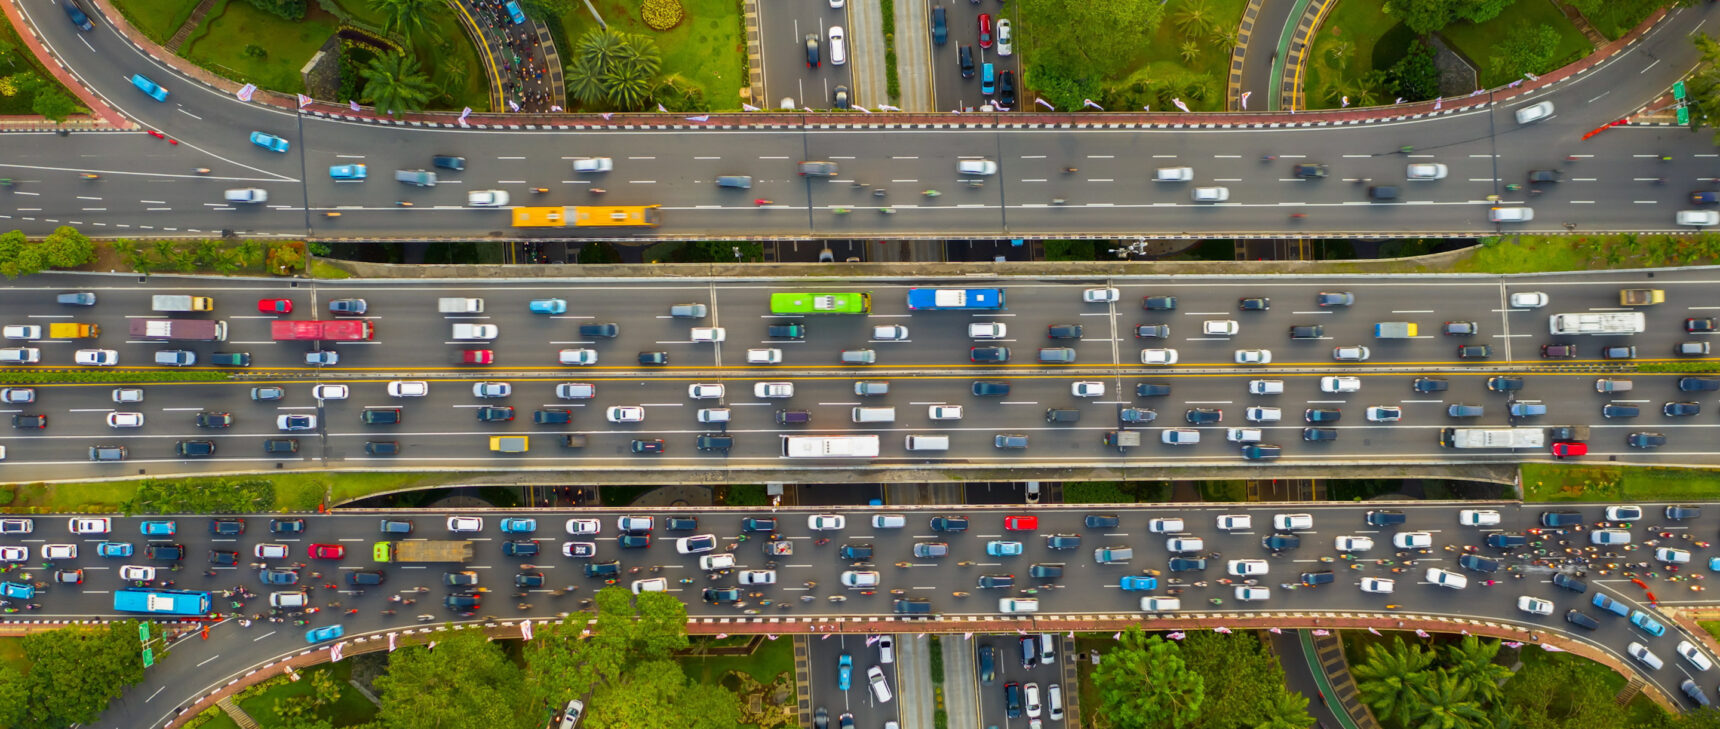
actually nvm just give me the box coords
[1029,563,1064,578]
[1299,570,1335,586]
[1167,557,1207,572]
[1303,427,1338,441]
[1119,408,1155,424]
[210,518,245,536]
[360,408,402,424]
[1142,296,1177,311]
[742,517,778,532]
[972,381,1011,397]
[977,574,1015,589]
[814,708,829,729]
[1665,401,1701,417]
[1602,404,1640,418]
[831,86,849,110]
[1486,533,1527,549]
[1288,325,1323,339]
[1263,534,1300,551]
[1601,345,1636,360]
[1005,681,1023,717]
[270,518,305,534]
[263,438,299,454]
[1135,323,1171,339]
[365,441,400,456]
[638,352,669,366]
[1315,291,1354,306]
[1565,609,1600,630]
[1185,408,1222,425]
[176,440,215,457]
[445,593,481,610]
[969,346,1010,362]
[502,540,539,557]
[195,412,233,428]
[1486,376,1524,392]
[348,570,385,586]
[1688,317,1716,332]
[209,549,239,566]
[998,70,1016,108]
[1540,343,1577,359]
[475,406,514,422]
[892,598,931,614]
[515,572,545,588]
[1045,534,1081,550]
[932,7,948,45]
[10,414,45,429]
[1526,169,1562,183]
[958,44,974,79]
[1443,321,1478,336]
[840,543,874,560]
[1292,164,1328,178]
[432,155,466,171]
[666,516,699,531]
[583,560,621,578]
[767,323,806,339]
[1304,408,1340,423]
[533,409,573,425]
[1412,377,1450,393]
[978,645,996,684]
[1541,511,1583,527]
[618,534,651,549]
[1458,554,1500,573]
[1136,382,1173,397]
[1629,432,1666,449]
[931,516,969,532]
[1084,515,1120,528]
[1680,376,1720,392]
[1241,444,1281,460]
[1552,573,1588,593]
[631,439,666,453]
[804,33,819,68]
[1456,345,1491,359]
[1364,510,1406,527]
[1666,505,1702,521]
[146,544,185,561]
[1047,324,1083,339]
[61,0,93,31]
[1239,297,1270,311]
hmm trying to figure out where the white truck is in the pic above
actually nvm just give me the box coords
[1372,322,1418,338]
[438,298,484,314]
[151,295,214,312]
[451,323,498,340]
[1549,312,1645,335]
[1439,427,1545,449]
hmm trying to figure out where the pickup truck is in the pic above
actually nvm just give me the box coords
[151,295,214,312]
[1104,431,1141,449]
[1620,289,1665,306]
[451,323,498,340]
[489,436,529,453]
[47,323,98,338]
[437,298,483,313]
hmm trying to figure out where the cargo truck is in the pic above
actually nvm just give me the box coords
[371,540,475,563]
[438,298,484,314]
[151,295,214,312]
[270,320,375,341]
[489,436,529,453]
[129,319,227,341]
[1619,289,1665,306]
[1372,322,1419,338]
[47,323,98,338]
[1104,430,1141,449]
[1439,427,1545,448]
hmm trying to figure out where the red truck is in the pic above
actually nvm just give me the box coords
[270,320,375,341]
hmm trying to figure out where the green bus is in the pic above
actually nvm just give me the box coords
[769,292,871,315]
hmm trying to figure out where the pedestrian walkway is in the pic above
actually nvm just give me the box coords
[456,0,565,112]
[1303,629,1375,729]
[215,696,259,729]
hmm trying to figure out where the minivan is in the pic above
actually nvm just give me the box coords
[1044,409,1080,423]
[210,352,251,367]
[715,176,752,189]
[1038,347,1076,363]
[1368,185,1400,200]
[154,350,195,366]
[981,63,995,95]
[380,519,414,534]
[840,349,876,364]
[776,410,810,425]
[1595,378,1633,393]
[852,407,895,423]
[695,434,733,452]
[855,381,889,396]
[1039,634,1056,663]
[905,435,949,451]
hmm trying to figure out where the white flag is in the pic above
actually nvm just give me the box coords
[1269,627,1282,635]
[521,620,533,641]
[1035,98,1055,110]
[1214,627,1232,634]
[296,94,312,108]
[878,104,900,111]
[657,103,667,112]
[742,103,761,111]
[1342,96,1350,108]
[686,115,710,122]
[1541,644,1564,652]
[1367,627,1381,636]
[236,84,256,102]
[855,106,871,114]
[388,633,397,652]
[1240,91,1250,110]
[1172,98,1191,113]
[1082,99,1104,111]
[1168,632,1185,640]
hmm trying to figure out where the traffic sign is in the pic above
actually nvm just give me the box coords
[141,648,154,668]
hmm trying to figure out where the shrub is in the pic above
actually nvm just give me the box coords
[642,0,684,30]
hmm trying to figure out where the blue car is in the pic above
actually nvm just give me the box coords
[140,520,176,536]
[250,132,289,153]
[529,299,567,315]
[261,569,299,585]
[1592,592,1629,616]
[329,164,367,180]
[62,0,93,31]
[130,74,169,102]
[2,581,35,599]
[505,0,525,24]
[96,541,133,558]
[1710,556,1720,572]
[985,540,1023,557]
[305,624,344,643]
[1119,575,1159,591]
[1630,610,1667,637]
[837,653,852,691]
[500,518,536,533]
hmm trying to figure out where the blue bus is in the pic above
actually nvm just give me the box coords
[906,288,1005,311]
[112,588,212,616]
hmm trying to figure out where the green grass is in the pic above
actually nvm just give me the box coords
[189,712,243,729]
[679,635,794,686]
[235,661,378,727]
[558,0,746,111]
[1438,2,1592,89]
[1301,0,1396,111]
[1579,0,1661,40]
[2,471,481,513]
[0,637,27,674]
[108,0,204,45]
[310,260,352,279]
[1521,463,1720,503]
[1702,621,1720,645]
[181,0,338,94]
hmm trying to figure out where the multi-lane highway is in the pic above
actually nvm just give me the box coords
[2,271,1720,481]
[4,1,1718,238]
[20,501,1720,729]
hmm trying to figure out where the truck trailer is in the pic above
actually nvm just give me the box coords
[128,319,227,342]
[371,540,475,563]
[270,320,375,341]
[1439,427,1545,449]
[151,295,214,312]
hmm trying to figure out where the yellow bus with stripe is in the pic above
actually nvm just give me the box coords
[512,205,661,227]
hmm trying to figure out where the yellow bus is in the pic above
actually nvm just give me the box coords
[512,206,568,227]
[574,205,661,227]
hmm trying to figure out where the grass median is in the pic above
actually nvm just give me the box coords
[1520,463,1720,503]
[2,471,485,513]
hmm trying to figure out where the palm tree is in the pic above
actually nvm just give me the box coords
[1180,40,1201,63]
[615,35,662,79]
[1413,670,1488,729]
[1255,689,1316,729]
[1173,0,1217,39]
[1352,638,1434,728]
[1325,39,1355,73]
[578,29,628,72]
[359,53,437,117]
[565,54,606,106]
[1442,636,1511,706]
[603,60,655,110]
[368,0,436,40]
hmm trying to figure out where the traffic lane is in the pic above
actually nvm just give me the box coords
[807,633,899,729]
[927,0,1017,112]
[759,0,844,110]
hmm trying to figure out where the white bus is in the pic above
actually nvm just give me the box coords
[782,435,881,458]
[1548,312,1645,335]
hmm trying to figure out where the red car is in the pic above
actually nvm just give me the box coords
[1550,441,1587,459]
[459,349,494,365]
[1003,515,1038,531]
[308,544,345,560]
[257,298,293,314]
[977,14,993,48]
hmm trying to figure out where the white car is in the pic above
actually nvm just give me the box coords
[0,388,32,404]
[827,25,847,65]
[676,534,717,554]
[688,384,725,399]
[559,349,598,365]
[1234,349,1270,364]
[1332,345,1370,361]
[69,517,111,534]
[572,157,614,173]
[1141,597,1182,612]
[1245,407,1281,423]
[0,546,26,562]
[75,349,118,366]
[617,516,653,532]
[995,18,1012,55]
[1656,547,1692,564]
[699,553,736,571]
[1166,537,1204,553]
[754,382,793,398]
[1148,518,1183,533]
[1360,577,1395,594]
[606,406,645,423]
[969,322,1007,338]
[565,518,601,535]
[873,325,908,340]
[1458,509,1501,526]
[746,348,782,364]
[872,515,907,529]
[473,382,511,398]
[1678,210,1720,227]
[1141,349,1178,365]
[1228,559,1268,576]
[1204,320,1239,336]
[255,543,289,559]
[958,159,999,176]
[1517,596,1553,616]
[1591,529,1631,545]
[1226,428,1262,443]
[387,380,429,397]
[1216,514,1251,531]
[1072,381,1104,397]
[0,348,41,364]
[42,544,76,560]
[690,327,726,342]
[1490,206,1534,223]
[1083,287,1119,303]
[2,325,41,340]
[119,565,155,581]
[696,408,730,424]
[1514,100,1554,124]
[1392,532,1433,549]
[1365,406,1402,422]
[808,514,846,531]
[113,388,143,403]
[1274,513,1313,531]
[841,570,880,588]
[1605,505,1643,522]
[1234,586,1269,602]
[467,190,510,207]
[312,384,348,400]
[1335,536,1374,552]
[999,598,1039,614]
[1426,567,1468,589]
[1509,292,1548,308]
[1249,380,1283,395]
[447,516,484,532]
[1191,186,1229,202]
[929,405,963,420]
[106,412,144,428]
[276,414,317,431]
[631,578,668,594]
[738,570,777,585]
[1154,166,1194,182]
[1678,641,1715,672]
[1406,163,1448,180]
[1321,376,1361,393]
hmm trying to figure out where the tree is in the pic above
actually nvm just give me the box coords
[1414,670,1488,729]
[374,629,531,729]
[1180,632,1298,729]
[1351,637,1433,728]
[1090,627,1204,729]
[40,226,96,268]
[1173,0,1217,39]
[368,0,437,39]
[359,53,437,118]
[1443,636,1511,706]
[1255,689,1316,729]
[18,621,146,729]
[31,88,77,124]
[0,663,28,729]
[565,54,606,106]
[1489,25,1561,84]
[1387,41,1440,102]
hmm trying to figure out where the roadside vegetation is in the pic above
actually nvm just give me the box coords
[0,471,480,514]
[0,621,148,729]
[1017,0,1244,112]
[1080,627,1314,728]
[0,22,85,120]
[1521,463,1720,503]
[554,0,744,111]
